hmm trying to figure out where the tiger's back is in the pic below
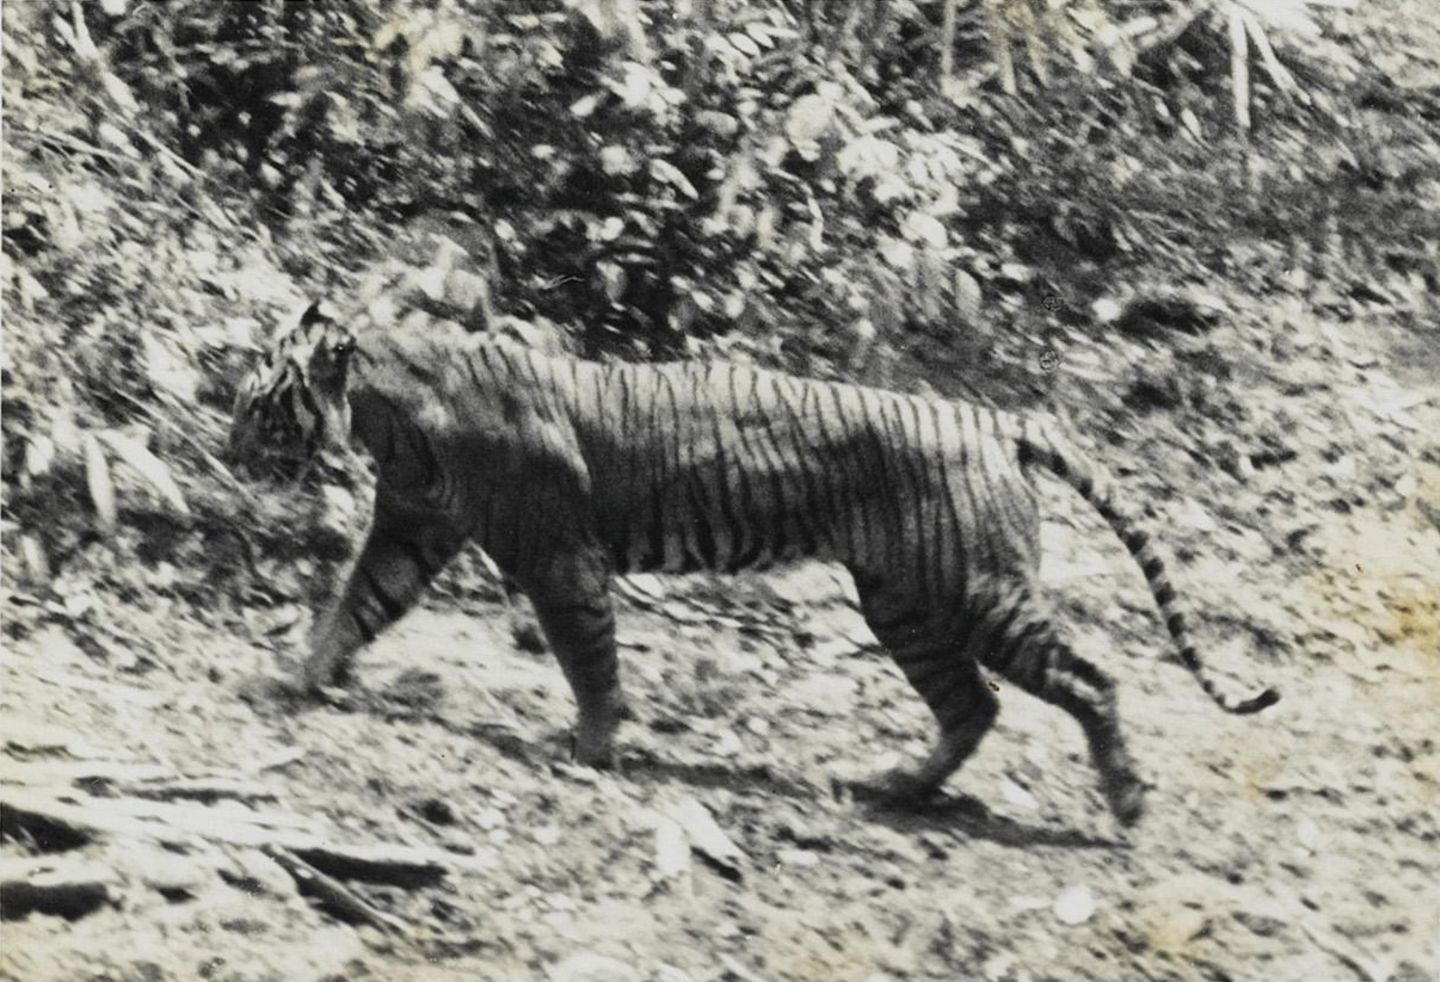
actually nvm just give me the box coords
[233,308,1276,827]
[370,335,1035,586]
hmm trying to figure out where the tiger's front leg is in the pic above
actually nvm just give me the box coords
[519,546,624,768]
[303,500,467,694]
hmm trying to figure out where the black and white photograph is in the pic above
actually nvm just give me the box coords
[2,1,1437,979]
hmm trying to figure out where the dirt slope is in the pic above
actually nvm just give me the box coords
[3,275,1437,982]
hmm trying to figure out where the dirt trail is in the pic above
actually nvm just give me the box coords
[4,271,1438,982]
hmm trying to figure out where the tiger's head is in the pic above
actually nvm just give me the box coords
[228,301,358,477]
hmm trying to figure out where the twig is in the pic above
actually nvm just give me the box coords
[263,846,407,934]
[1301,922,1383,982]
[1229,5,1251,132]
[940,0,958,94]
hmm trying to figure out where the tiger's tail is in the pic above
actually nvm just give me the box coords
[1009,415,1280,715]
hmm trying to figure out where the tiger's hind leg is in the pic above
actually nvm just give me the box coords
[854,580,1000,802]
[980,594,1146,826]
[302,501,467,693]
[518,546,625,769]
[883,649,1000,801]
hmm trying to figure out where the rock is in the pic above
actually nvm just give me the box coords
[547,952,640,982]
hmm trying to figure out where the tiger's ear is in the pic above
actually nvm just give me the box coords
[300,300,337,326]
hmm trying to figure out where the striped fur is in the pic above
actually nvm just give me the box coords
[229,302,354,478]
[231,306,1278,826]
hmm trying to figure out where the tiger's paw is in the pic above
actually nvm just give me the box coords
[880,771,945,806]
[571,730,619,770]
[234,671,349,712]
[839,765,944,807]
[1101,771,1146,828]
[235,671,302,707]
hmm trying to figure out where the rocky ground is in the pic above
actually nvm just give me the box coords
[3,267,1436,981]
[5,1,1440,977]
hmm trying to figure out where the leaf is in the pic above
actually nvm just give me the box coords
[24,435,57,481]
[954,268,983,323]
[82,432,116,531]
[649,159,698,199]
[1229,6,1251,131]
[785,93,834,145]
[727,32,760,58]
[901,212,947,249]
[142,335,200,403]
[694,110,739,139]
[599,144,638,176]
[97,430,190,515]
[836,135,899,181]
[569,92,601,118]
[20,534,51,585]
[96,122,138,157]
[877,236,915,271]
[663,797,744,876]
[100,72,140,117]
[615,61,654,110]
[744,23,779,48]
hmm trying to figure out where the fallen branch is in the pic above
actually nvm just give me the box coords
[263,846,406,934]
[289,842,449,888]
[0,856,116,921]
[118,776,281,805]
[1,789,482,882]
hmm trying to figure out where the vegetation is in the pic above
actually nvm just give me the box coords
[5,0,1435,618]
[3,3,1437,978]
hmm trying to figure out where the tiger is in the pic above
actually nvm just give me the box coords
[230,302,1278,826]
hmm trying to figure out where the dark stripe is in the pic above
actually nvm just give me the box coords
[707,384,740,568]
[803,381,845,553]
[646,370,674,570]
[686,483,718,568]
[920,399,955,596]
[898,398,930,586]
[823,381,864,562]
[656,367,685,570]
[724,366,759,569]
[874,396,914,574]
[360,567,410,622]
[754,372,796,566]
[351,608,380,643]
[391,347,443,384]
[854,389,894,567]
[733,368,780,569]
[760,374,817,558]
